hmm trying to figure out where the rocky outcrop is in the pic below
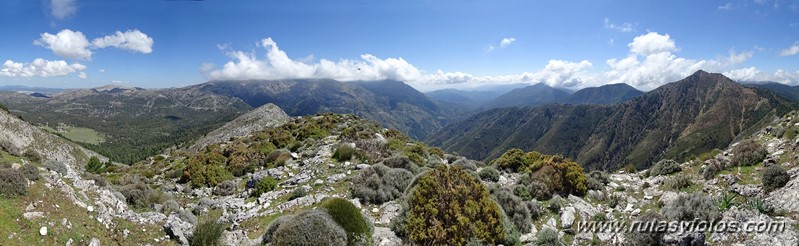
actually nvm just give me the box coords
[189,103,290,151]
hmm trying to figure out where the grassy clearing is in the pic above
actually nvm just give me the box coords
[60,127,106,145]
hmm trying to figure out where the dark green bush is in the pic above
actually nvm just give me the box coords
[20,164,40,181]
[513,185,532,201]
[320,198,373,245]
[86,156,106,174]
[662,193,720,222]
[731,139,767,167]
[252,177,278,198]
[84,173,108,187]
[403,166,505,245]
[350,164,413,204]
[189,219,227,246]
[120,181,164,209]
[763,165,790,192]
[22,150,41,163]
[184,152,233,188]
[271,210,348,246]
[262,215,294,244]
[479,167,500,182]
[649,159,681,176]
[333,144,357,162]
[266,149,292,167]
[0,168,27,198]
[527,201,543,220]
[494,189,532,233]
[212,180,237,196]
[627,211,665,246]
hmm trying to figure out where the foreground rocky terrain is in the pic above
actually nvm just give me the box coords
[2,102,799,245]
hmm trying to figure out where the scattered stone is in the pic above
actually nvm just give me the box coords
[88,238,100,246]
[373,227,401,246]
[355,164,371,170]
[560,207,576,229]
[314,179,324,186]
[730,183,762,197]
[87,205,94,213]
[372,208,380,213]
[326,173,346,183]
[631,209,641,216]
[23,212,44,220]
[39,227,47,236]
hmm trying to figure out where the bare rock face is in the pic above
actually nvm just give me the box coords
[189,103,290,151]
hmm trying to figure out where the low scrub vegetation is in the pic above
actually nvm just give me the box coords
[649,159,681,176]
[662,193,720,222]
[319,198,373,245]
[763,165,790,192]
[730,139,767,167]
[495,149,587,197]
[0,168,27,198]
[189,219,227,246]
[271,210,348,246]
[350,164,413,204]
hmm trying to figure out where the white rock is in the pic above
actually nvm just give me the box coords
[631,209,641,216]
[560,207,576,229]
[39,227,47,236]
[87,206,94,212]
[88,237,100,246]
[372,208,380,213]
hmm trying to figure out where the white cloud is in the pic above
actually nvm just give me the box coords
[34,29,92,60]
[604,18,635,33]
[726,49,753,64]
[208,37,422,82]
[500,37,516,48]
[724,67,762,81]
[78,72,87,79]
[98,69,106,73]
[0,59,87,78]
[628,32,678,55]
[92,30,154,54]
[718,2,735,10]
[779,43,799,56]
[50,0,76,20]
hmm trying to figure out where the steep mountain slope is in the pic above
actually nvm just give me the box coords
[425,89,504,109]
[562,83,643,105]
[189,79,462,139]
[481,83,571,109]
[745,82,799,101]
[428,71,796,170]
[0,86,252,164]
[189,103,290,151]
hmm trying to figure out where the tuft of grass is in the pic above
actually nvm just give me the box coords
[189,219,227,246]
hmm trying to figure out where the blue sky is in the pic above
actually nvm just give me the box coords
[0,0,798,91]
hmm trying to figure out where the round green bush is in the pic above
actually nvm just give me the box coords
[20,164,40,181]
[262,215,294,244]
[763,165,790,192]
[479,167,500,182]
[731,139,767,167]
[0,168,27,198]
[404,166,505,245]
[271,210,347,246]
[252,177,278,197]
[350,164,413,204]
[320,198,373,245]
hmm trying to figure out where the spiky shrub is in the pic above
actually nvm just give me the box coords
[382,155,419,173]
[493,189,532,233]
[479,166,500,182]
[189,219,227,246]
[333,144,357,162]
[262,215,294,244]
[763,165,790,192]
[20,164,40,181]
[212,180,237,196]
[649,159,681,176]
[350,164,413,204]
[664,175,693,190]
[626,211,665,246]
[536,227,562,246]
[662,193,720,222]
[746,197,773,214]
[0,168,27,198]
[716,192,735,212]
[403,166,505,245]
[252,177,278,198]
[271,210,348,246]
[452,158,478,171]
[43,160,68,175]
[319,198,373,245]
[731,139,767,167]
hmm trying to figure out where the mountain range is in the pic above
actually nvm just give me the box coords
[427,70,796,170]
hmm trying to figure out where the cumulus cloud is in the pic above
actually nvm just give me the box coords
[34,29,92,60]
[726,49,753,64]
[724,67,762,81]
[780,43,799,56]
[500,37,516,47]
[0,59,87,78]
[628,32,678,55]
[92,30,154,54]
[718,2,735,10]
[50,0,76,20]
[34,29,155,59]
[604,18,635,33]
[208,37,421,82]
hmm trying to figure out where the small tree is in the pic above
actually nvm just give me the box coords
[86,156,105,174]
